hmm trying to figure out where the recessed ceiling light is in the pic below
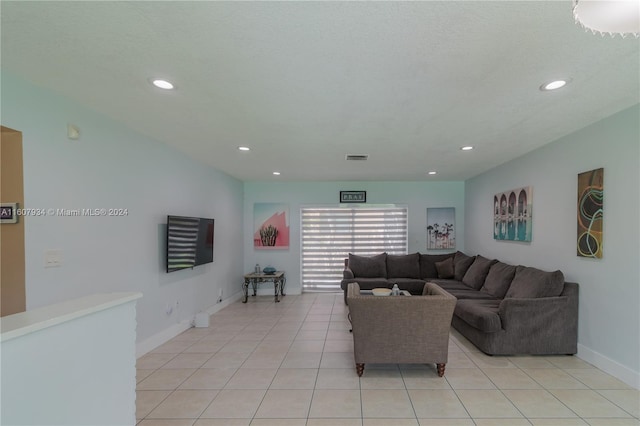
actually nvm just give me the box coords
[428,171,437,175]
[151,79,174,90]
[540,79,569,91]
[238,146,250,151]
[460,146,474,151]
[272,171,281,176]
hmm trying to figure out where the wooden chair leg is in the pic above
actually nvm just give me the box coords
[437,363,446,377]
[356,363,365,377]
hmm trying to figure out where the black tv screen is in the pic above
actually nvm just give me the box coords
[166,215,214,273]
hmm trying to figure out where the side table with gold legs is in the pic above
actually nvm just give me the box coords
[242,271,286,303]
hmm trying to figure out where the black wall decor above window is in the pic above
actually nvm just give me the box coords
[340,191,366,203]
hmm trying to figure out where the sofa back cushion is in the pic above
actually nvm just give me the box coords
[481,261,516,298]
[505,266,565,298]
[462,255,497,290]
[435,257,455,279]
[386,253,420,279]
[348,253,387,278]
[419,253,455,278]
[454,251,476,281]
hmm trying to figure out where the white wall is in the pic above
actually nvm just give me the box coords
[244,181,465,294]
[1,72,245,348]
[465,105,640,388]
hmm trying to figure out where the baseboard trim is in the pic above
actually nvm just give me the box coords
[577,343,640,389]
[136,291,244,358]
[136,320,191,358]
[202,291,244,316]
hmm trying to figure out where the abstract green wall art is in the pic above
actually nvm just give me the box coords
[577,168,603,258]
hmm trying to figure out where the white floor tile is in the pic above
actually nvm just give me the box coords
[200,389,266,418]
[408,389,469,418]
[147,390,218,419]
[550,389,632,418]
[361,389,415,418]
[309,389,362,418]
[455,390,522,418]
[254,389,313,418]
[502,389,577,418]
[135,294,636,426]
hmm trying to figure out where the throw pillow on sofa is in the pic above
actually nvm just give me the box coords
[505,266,565,298]
[348,253,387,278]
[435,257,455,279]
[462,255,497,290]
[419,253,455,279]
[453,251,476,281]
[386,253,421,279]
[481,261,517,298]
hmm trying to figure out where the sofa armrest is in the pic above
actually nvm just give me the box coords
[343,267,355,280]
[499,296,568,328]
[498,295,578,353]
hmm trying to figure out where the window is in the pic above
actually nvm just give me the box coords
[300,205,408,291]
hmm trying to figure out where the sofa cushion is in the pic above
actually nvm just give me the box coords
[454,299,502,333]
[391,278,428,295]
[428,279,470,292]
[505,266,565,298]
[454,251,476,281]
[386,253,420,279]
[481,261,517,299]
[462,255,497,290]
[419,253,455,279]
[435,257,455,278]
[348,253,387,278]
[341,277,391,291]
[445,289,498,300]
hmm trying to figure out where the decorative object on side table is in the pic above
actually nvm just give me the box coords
[262,266,276,275]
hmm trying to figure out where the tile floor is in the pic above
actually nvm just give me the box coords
[136,292,639,426]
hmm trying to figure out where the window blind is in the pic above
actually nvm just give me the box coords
[300,205,408,291]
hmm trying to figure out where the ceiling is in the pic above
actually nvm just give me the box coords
[2,1,638,182]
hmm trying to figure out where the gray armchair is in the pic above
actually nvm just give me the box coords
[347,282,456,377]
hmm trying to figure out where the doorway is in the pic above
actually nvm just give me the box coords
[1,126,26,316]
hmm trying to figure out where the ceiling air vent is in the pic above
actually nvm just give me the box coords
[346,154,368,161]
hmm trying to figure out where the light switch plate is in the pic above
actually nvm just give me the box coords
[44,249,63,268]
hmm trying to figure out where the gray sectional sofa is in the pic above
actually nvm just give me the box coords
[340,252,578,356]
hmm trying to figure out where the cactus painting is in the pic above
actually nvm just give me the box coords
[254,203,289,249]
[259,224,278,246]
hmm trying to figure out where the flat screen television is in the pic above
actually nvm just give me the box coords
[166,215,214,273]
